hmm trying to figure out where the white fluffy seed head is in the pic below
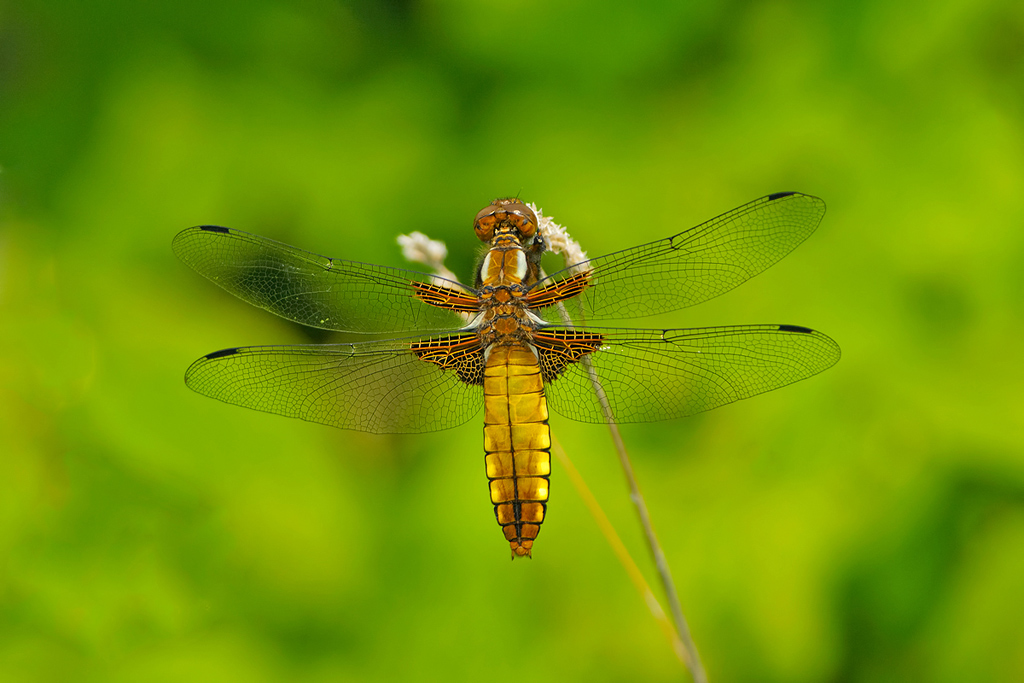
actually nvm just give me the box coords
[397,231,459,283]
[397,231,447,267]
[527,202,589,272]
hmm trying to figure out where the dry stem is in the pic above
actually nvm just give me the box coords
[550,434,689,665]
[533,202,707,682]
[578,356,707,682]
[399,210,707,681]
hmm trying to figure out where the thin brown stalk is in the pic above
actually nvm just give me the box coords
[548,299,707,682]
[581,356,708,683]
[400,219,707,680]
[551,434,689,666]
[579,356,708,683]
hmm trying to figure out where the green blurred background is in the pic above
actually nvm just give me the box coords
[2,1,1023,681]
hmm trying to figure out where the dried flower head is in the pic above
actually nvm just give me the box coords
[396,231,459,283]
[528,202,589,272]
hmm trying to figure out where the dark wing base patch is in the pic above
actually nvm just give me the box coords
[532,328,605,382]
[412,334,486,385]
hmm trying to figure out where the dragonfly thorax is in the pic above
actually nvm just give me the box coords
[475,244,538,346]
[473,213,543,347]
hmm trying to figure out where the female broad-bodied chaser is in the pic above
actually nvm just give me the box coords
[173,192,840,557]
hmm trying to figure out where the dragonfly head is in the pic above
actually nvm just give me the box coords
[474,199,538,243]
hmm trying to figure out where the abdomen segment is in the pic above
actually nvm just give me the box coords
[482,345,551,557]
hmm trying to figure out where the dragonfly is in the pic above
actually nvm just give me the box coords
[173,192,840,558]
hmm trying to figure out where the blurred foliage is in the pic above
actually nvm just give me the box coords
[2,0,1024,681]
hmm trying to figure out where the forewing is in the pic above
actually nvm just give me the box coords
[173,226,477,334]
[540,324,840,423]
[184,335,483,434]
[530,193,826,323]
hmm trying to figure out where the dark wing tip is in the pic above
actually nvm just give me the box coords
[172,225,231,254]
[203,347,240,360]
[766,191,827,215]
[777,324,842,369]
[185,348,241,385]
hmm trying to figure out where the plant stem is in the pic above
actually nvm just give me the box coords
[551,435,690,666]
[545,282,707,680]
[401,229,707,680]
[579,355,708,683]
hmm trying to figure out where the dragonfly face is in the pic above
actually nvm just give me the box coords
[473,198,538,241]
[173,192,840,558]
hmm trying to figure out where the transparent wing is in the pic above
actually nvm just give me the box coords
[530,193,826,323]
[173,226,477,334]
[539,324,840,423]
[184,335,484,434]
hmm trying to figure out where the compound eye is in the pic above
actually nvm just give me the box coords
[474,212,496,242]
[516,214,536,238]
[504,202,537,237]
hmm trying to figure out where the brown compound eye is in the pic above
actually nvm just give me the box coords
[474,199,538,241]
[514,210,537,238]
[474,206,497,242]
[502,201,538,238]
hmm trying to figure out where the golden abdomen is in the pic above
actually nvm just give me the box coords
[482,344,551,557]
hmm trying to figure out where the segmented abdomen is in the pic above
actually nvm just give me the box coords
[483,344,551,557]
